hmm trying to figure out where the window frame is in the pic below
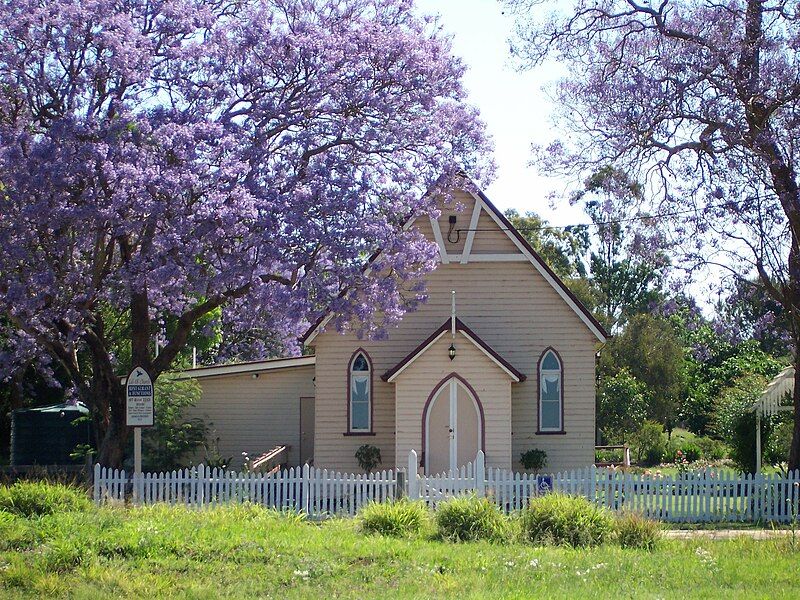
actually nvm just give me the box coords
[537,347,564,434]
[346,348,374,435]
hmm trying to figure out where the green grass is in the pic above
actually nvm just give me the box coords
[1,503,798,598]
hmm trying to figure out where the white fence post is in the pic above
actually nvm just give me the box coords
[408,450,419,499]
[197,464,205,507]
[93,463,101,504]
[302,463,311,514]
[475,450,486,497]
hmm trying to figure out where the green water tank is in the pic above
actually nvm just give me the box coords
[10,402,93,466]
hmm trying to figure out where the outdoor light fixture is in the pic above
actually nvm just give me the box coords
[251,373,259,379]
[448,343,456,361]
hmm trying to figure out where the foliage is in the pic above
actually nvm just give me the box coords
[597,368,647,442]
[200,432,232,470]
[692,436,729,462]
[630,421,667,467]
[595,448,624,464]
[0,481,90,517]
[358,499,429,537]
[519,448,548,472]
[434,495,508,542]
[521,493,614,548]
[714,374,770,473]
[0,0,491,466]
[142,375,206,471]
[674,307,784,435]
[576,167,669,331]
[668,440,702,464]
[505,0,800,468]
[504,209,589,279]
[766,420,794,467]
[718,280,792,358]
[354,445,382,474]
[602,314,686,432]
[614,512,661,550]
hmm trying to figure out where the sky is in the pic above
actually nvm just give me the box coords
[414,0,587,226]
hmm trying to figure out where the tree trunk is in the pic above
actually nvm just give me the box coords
[96,381,129,467]
[87,353,131,468]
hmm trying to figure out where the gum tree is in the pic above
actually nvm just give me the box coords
[505,0,800,469]
[0,0,491,466]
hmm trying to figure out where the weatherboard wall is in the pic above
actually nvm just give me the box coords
[186,365,315,468]
[311,190,599,472]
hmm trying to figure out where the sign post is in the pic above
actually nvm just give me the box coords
[125,366,154,475]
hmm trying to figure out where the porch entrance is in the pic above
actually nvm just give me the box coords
[424,376,482,474]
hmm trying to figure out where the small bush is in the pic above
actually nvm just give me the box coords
[359,499,429,536]
[520,448,548,472]
[435,495,508,542]
[355,444,382,473]
[521,493,614,548]
[631,421,667,467]
[0,481,91,517]
[694,436,728,461]
[615,512,661,550]
[677,442,702,463]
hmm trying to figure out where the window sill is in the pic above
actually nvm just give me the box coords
[536,430,566,435]
[343,432,376,437]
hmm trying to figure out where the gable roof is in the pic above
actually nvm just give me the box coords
[381,318,526,383]
[301,179,609,345]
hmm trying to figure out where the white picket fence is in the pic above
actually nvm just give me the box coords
[94,450,800,523]
[93,463,396,516]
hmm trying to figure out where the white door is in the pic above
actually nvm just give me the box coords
[425,377,481,474]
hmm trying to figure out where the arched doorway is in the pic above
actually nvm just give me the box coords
[423,375,483,474]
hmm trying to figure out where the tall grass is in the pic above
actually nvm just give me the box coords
[359,499,430,536]
[615,512,662,550]
[434,495,509,542]
[0,481,91,517]
[521,493,614,547]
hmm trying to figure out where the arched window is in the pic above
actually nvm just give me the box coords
[349,351,371,432]
[538,349,563,432]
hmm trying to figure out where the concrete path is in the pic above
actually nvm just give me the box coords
[664,529,796,540]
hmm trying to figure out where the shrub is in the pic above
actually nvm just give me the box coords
[631,421,667,466]
[359,499,429,536]
[694,436,728,461]
[615,512,661,550]
[595,448,623,464]
[676,442,702,463]
[0,481,91,517]
[355,444,382,473]
[765,420,793,466]
[521,493,614,548]
[713,373,769,472]
[520,448,547,472]
[435,495,508,542]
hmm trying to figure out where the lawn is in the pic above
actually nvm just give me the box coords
[0,504,798,599]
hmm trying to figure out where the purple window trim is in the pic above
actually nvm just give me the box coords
[347,347,374,434]
[537,347,565,434]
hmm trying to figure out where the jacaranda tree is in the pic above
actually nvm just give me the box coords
[505,0,800,469]
[0,0,491,465]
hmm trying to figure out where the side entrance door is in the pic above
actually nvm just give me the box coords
[424,377,481,474]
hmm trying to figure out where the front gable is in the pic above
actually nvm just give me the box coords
[303,180,607,346]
